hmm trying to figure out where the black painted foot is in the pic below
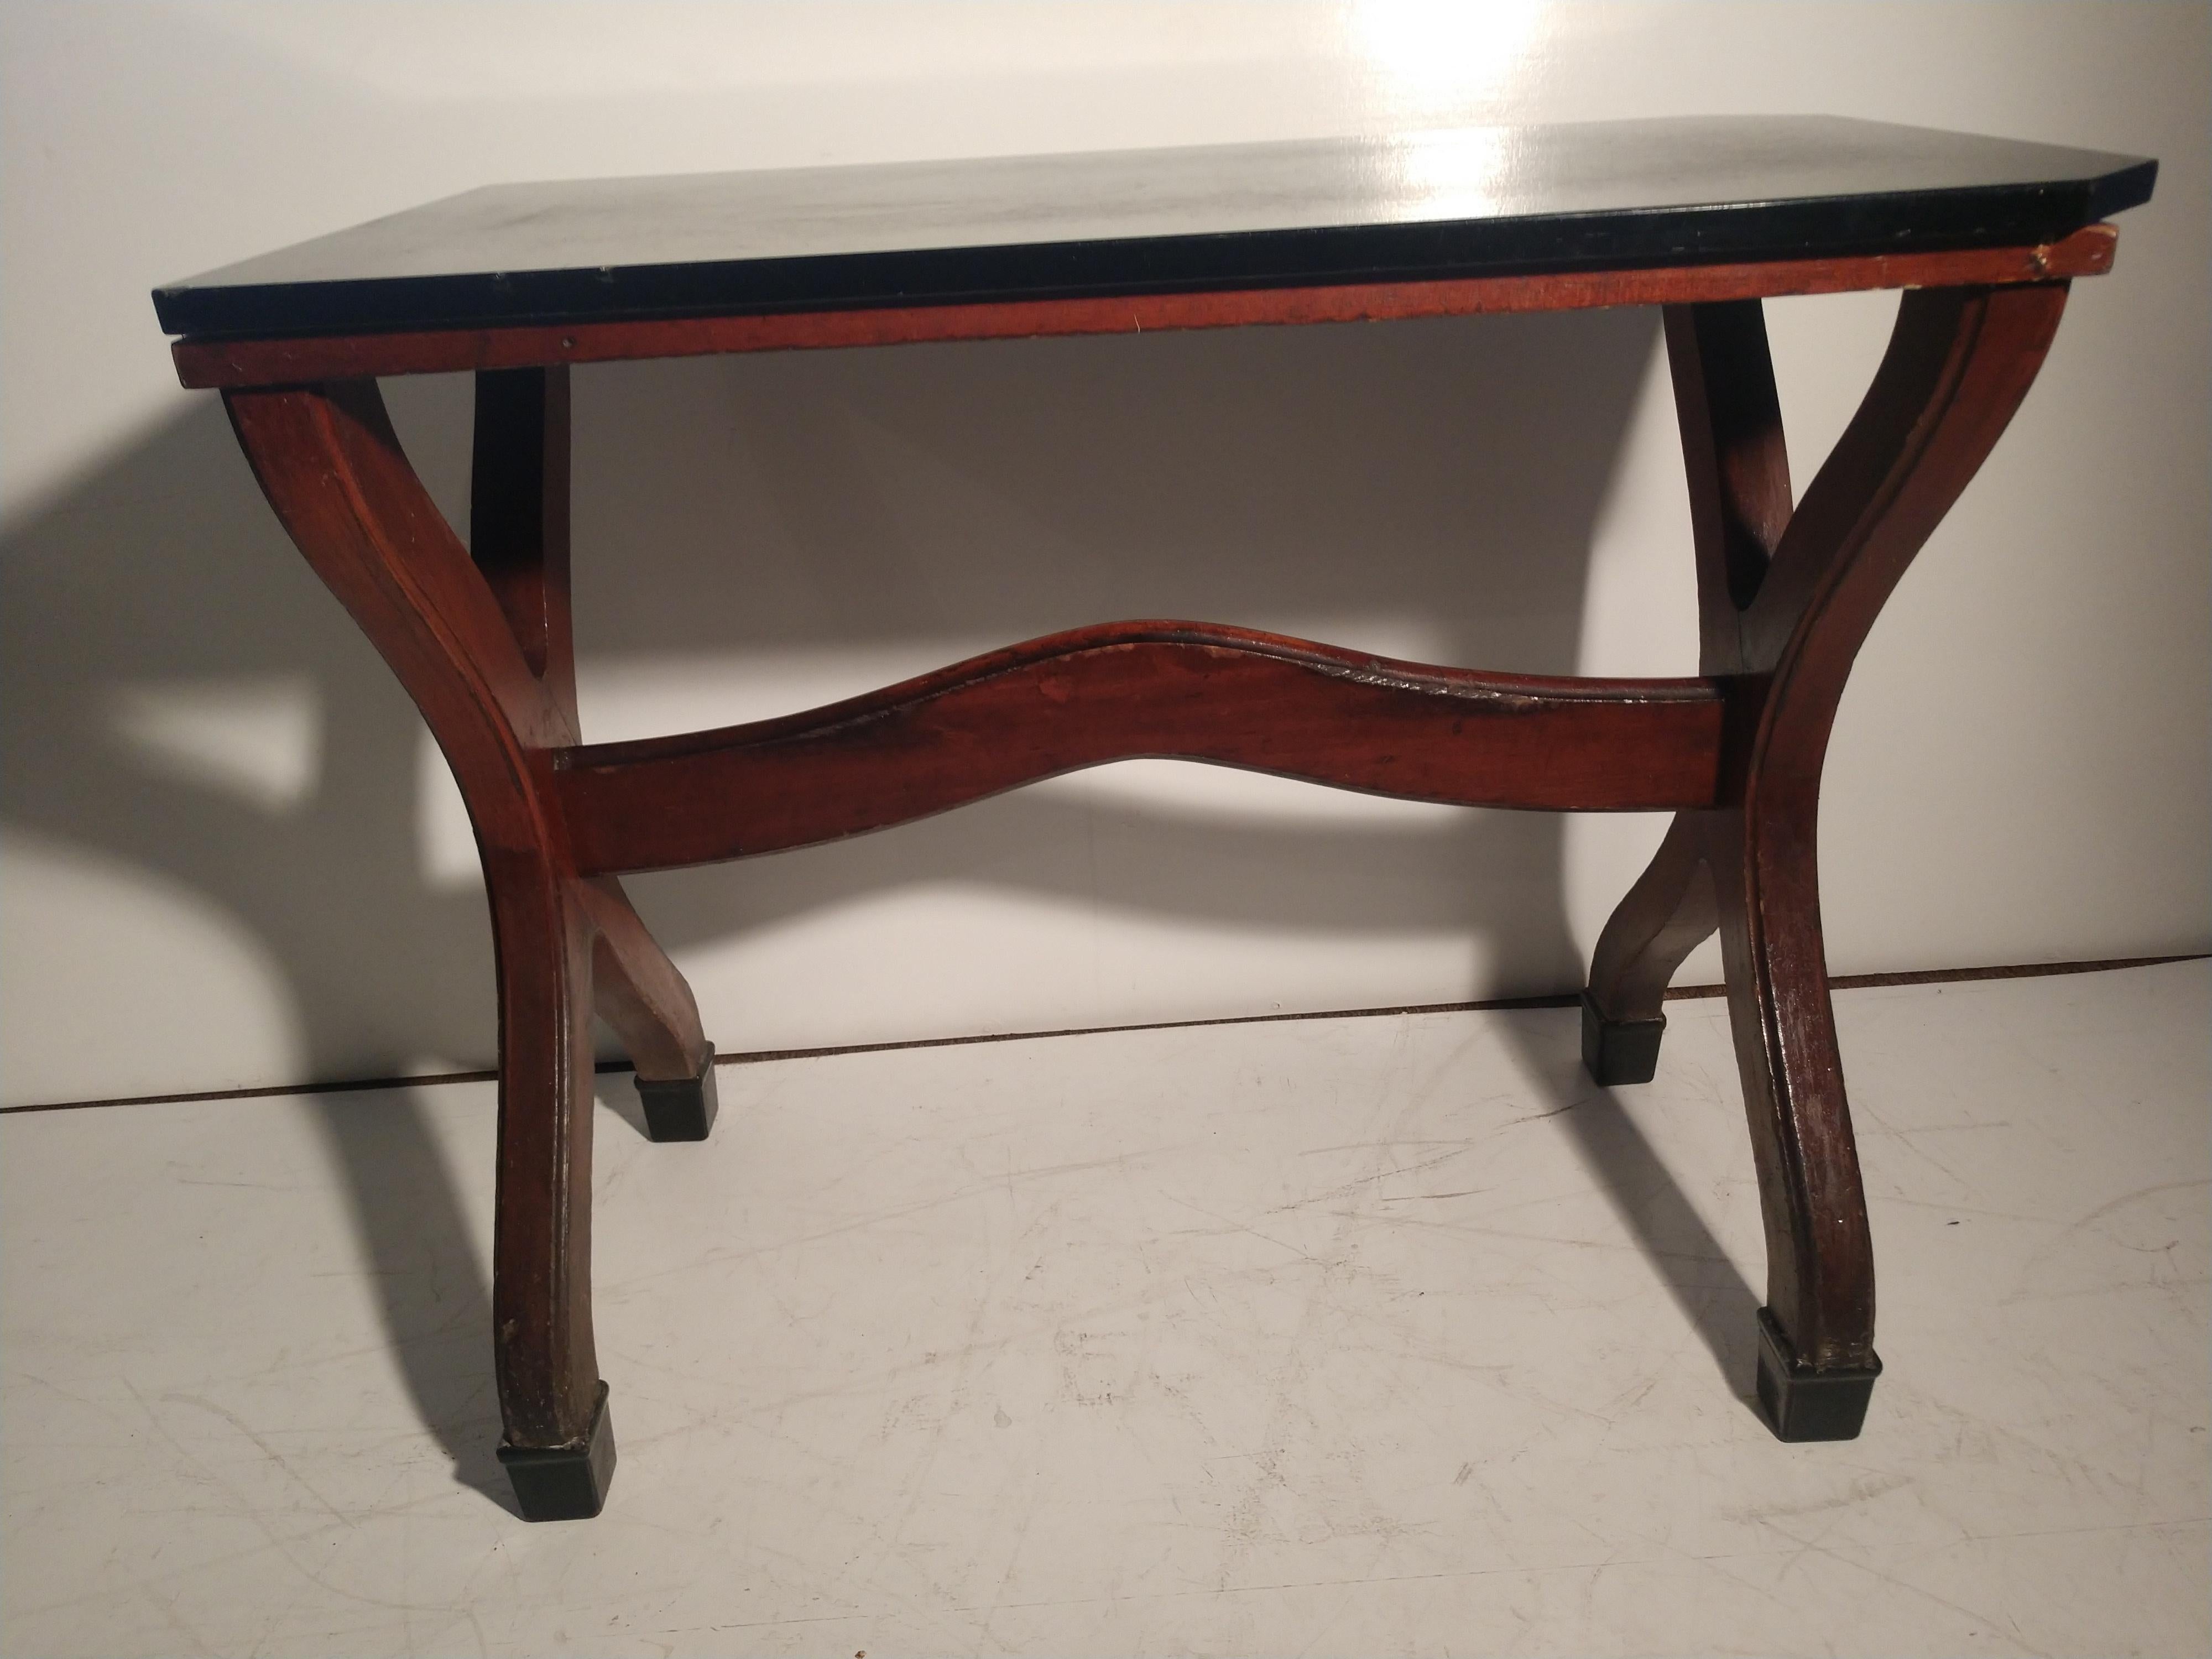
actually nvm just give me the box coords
[636,1045,719,1142]
[1754,1308,1881,1441]
[498,1380,616,1521]
[1580,990,1666,1086]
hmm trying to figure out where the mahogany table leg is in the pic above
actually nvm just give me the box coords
[1588,284,2069,1438]
[472,367,719,1142]
[471,367,578,714]
[580,875,718,1140]
[227,379,619,1517]
[1582,814,1717,1083]
[1585,299,1791,1083]
[479,852,613,1515]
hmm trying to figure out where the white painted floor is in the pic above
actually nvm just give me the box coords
[4,961,2205,1657]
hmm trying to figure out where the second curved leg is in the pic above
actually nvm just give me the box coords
[1582,813,1718,1083]
[473,366,718,1143]
[1583,299,1786,1086]
[579,875,719,1140]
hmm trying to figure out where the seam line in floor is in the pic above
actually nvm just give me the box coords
[5,952,2200,1116]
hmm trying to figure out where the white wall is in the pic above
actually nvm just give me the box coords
[3,2,2205,1107]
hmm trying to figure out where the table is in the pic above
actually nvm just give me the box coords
[155,116,2157,1521]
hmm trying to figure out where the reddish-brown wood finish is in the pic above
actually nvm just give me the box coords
[1588,280,2069,1381]
[172,226,2115,390]
[554,625,1724,876]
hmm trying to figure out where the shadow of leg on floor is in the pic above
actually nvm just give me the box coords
[1493,993,1763,1405]
[309,1088,517,1515]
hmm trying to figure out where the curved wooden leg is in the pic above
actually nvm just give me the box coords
[1584,299,1789,1086]
[473,366,718,1144]
[484,862,614,1513]
[579,875,718,1140]
[1718,284,2069,1437]
[1582,813,1717,1083]
[1707,798,1880,1438]
[227,379,614,1517]
[1587,285,2068,1435]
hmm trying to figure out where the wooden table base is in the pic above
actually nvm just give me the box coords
[223,272,2067,1520]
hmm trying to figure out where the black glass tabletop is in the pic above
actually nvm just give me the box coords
[153,116,2156,340]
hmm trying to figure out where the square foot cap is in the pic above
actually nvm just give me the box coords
[637,1046,719,1142]
[1580,990,1666,1086]
[498,1381,615,1521]
[1754,1308,1881,1442]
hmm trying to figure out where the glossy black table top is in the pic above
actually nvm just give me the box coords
[154,116,2155,340]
